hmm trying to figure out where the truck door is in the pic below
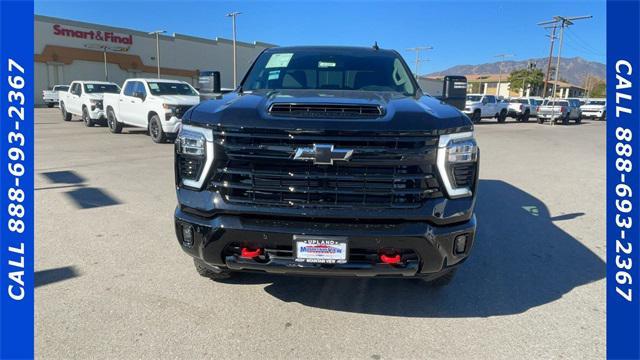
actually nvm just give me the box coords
[129,82,148,127]
[68,83,82,114]
[483,95,496,116]
[118,81,138,125]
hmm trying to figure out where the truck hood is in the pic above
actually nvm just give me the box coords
[151,95,200,105]
[186,89,472,134]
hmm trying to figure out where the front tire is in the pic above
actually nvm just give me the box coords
[149,115,166,143]
[471,110,481,124]
[47,103,54,108]
[521,111,530,123]
[600,111,606,121]
[497,109,507,123]
[107,108,123,134]
[575,115,582,124]
[194,259,231,280]
[60,102,72,122]
[82,107,95,127]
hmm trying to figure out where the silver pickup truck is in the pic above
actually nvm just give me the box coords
[537,98,582,125]
[42,85,69,108]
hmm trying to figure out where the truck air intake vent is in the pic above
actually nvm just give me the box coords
[268,103,383,118]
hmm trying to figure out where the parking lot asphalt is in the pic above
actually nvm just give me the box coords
[35,108,605,359]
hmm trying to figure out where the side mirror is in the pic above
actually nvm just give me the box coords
[134,92,146,101]
[482,99,488,105]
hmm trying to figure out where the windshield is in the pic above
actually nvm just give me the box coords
[467,95,482,102]
[242,50,416,95]
[84,83,120,94]
[587,100,606,105]
[148,82,198,96]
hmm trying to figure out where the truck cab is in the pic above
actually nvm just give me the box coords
[103,78,200,143]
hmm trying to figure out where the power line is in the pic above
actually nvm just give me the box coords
[406,46,433,79]
[537,15,592,124]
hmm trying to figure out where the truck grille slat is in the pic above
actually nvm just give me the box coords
[208,127,443,208]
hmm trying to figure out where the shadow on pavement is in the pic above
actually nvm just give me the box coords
[41,170,86,184]
[65,187,121,209]
[35,266,80,288]
[222,179,604,317]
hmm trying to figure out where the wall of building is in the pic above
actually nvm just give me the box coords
[34,15,274,105]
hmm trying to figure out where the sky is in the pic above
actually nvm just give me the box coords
[34,0,606,73]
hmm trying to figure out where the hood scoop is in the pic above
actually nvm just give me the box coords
[268,103,383,119]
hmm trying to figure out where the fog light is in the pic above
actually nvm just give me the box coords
[454,234,468,254]
[182,225,194,247]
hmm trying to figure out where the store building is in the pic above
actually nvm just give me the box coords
[34,15,275,105]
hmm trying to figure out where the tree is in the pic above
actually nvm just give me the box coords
[507,68,544,94]
[584,76,606,97]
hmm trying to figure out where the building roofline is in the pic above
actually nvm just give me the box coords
[35,14,277,49]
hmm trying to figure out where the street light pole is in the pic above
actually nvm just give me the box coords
[103,48,108,81]
[494,54,513,98]
[226,12,241,88]
[148,30,167,78]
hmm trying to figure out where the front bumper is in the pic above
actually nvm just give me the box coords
[89,108,106,120]
[175,208,477,278]
[162,115,182,134]
[582,110,603,118]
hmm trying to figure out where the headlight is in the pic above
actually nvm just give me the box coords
[175,124,214,189]
[437,131,478,198]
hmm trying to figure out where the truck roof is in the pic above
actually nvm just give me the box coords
[264,45,399,57]
[126,78,187,83]
[71,80,118,85]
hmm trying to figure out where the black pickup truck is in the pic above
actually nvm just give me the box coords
[174,46,478,286]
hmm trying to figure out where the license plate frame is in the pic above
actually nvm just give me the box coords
[293,235,348,264]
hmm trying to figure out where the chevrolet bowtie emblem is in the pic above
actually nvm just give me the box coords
[293,144,354,165]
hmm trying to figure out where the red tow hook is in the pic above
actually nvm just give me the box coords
[379,252,402,264]
[240,247,263,259]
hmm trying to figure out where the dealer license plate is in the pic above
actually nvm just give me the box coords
[293,236,348,264]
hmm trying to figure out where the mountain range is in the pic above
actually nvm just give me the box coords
[427,57,605,86]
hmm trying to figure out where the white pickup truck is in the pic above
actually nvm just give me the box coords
[580,98,606,121]
[463,94,509,123]
[103,78,200,143]
[59,81,121,126]
[507,97,544,122]
[42,85,69,107]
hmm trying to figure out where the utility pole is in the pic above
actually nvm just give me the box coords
[148,30,166,78]
[494,53,514,98]
[541,25,557,98]
[538,15,592,124]
[406,46,433,79]
[226,12,241,88]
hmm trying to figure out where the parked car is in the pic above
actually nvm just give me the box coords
[59,81,121,126]
[103,78,200,143]
[580,98,606,120]
[463,94,508,123]
[537,98,582,125]
[174,45,479,286]
[507,97,544,122]
[42,85,69,108]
